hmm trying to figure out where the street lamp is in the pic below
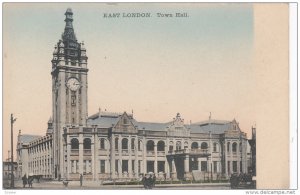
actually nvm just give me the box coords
[10,114,17,188]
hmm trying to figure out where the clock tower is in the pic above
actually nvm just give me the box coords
[51,8,88,178]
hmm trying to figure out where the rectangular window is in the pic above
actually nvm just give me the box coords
[100,160,105,173]
[115,140,118,151]
[131,139,135,150]
[100,139,105,149]
[147,161,154,173]
[138,160,141,173]
[213,161,217,173]
[83,160,86,173]
[115,160,118,173]
[71,160,74,173]
[158,161,165,173]
[233,161,237,173]
[240,161,242,172]
[169,146,173,151]
[76,160,79,173]
[132,160,135,172]
[227,161,231,174]
[201,161,207,172]
[122,160,128,173]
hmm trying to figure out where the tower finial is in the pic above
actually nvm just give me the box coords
[62,8,77,41]
[209,112,211,120]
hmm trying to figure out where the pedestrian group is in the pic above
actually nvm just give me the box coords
[142,174,156,189]
[22,174,34,188]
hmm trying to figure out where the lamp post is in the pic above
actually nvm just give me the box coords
[10,114,17,188]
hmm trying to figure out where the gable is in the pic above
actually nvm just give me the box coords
[167,113,190,137]
[113,112,137,133]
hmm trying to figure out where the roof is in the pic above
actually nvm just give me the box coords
[135,122,168,131]
[18,134,42,144]
[87,112,237,134]
[189,123,232,134]
[193,119,230,125]
[87,115,120,128]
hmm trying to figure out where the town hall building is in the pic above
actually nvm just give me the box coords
[16,8,251,182]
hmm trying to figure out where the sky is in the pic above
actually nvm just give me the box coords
[3,3,254,160]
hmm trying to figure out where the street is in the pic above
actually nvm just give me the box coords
[10,180,230,190]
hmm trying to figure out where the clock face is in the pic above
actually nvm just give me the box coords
[66,77,80,91]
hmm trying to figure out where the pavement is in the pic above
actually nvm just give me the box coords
[8,179,230,190]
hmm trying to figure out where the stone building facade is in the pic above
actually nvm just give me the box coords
[16,8,250,181]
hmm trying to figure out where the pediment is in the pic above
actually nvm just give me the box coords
[113,112,137,133]
[167,113,190,137]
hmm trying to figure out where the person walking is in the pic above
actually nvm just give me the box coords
[148,175,153,189]
[22,174,27,188]
[80,174,83,187]
[152,174,156,187]
[28,176,33,188]
[142,175,146,189]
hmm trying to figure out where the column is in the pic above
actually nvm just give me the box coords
[154,142,158,175]
[67,142,71,179]
[143,138,147,174]
[184,155,191,179]
[81,73,88,126]
[165,144,169,179]
[242,140,247,173]
[79,133,83,174]
[198,159,201,171]
[111,135,115,179]
[134,137,138,178]
[128,136,132,178]
[118,135,122,178]
[224,141,228,177]
[91,134,95,180]
[171,157,177,180]
[237,142,240,174]
[165,160,169,179]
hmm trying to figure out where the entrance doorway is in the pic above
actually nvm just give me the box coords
[175,157,184,179]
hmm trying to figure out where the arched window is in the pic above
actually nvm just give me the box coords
[157,141,165,151]
[131,138,135,150]
[115,137,119,149]
[71,138,79,149]
[232,142,237,153]
[213,143,218,152]
[146,140,154,151]
[100,138,105,149]
[176,141,181,150]
[191,142,198,149]
[122,138,128,150]
[201,142,208,149]
[184,141,189,149]
[83,138,91,149]
[227,142,230,152]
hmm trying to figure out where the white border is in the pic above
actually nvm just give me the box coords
[289,2,298,190]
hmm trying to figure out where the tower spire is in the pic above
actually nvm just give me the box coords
[62,8,77,42]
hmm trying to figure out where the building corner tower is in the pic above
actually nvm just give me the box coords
[51,8,88,178]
